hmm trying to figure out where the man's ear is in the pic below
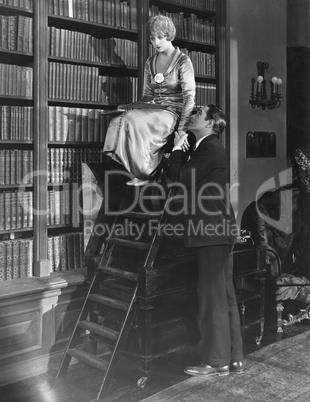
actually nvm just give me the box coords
[205,119,214,129]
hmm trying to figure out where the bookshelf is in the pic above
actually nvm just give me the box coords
[0,0,224,385]
[0,1,34,280]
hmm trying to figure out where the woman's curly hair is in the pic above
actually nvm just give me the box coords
[147,15,176,41]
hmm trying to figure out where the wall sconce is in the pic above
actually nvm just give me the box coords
[249,61,282,110]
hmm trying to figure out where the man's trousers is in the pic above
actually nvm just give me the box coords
[197,244,243,367]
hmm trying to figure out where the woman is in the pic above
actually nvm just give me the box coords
[103,15,196,186]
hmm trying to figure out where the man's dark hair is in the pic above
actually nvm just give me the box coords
[205,104,226,135]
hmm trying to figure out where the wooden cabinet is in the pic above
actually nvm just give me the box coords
[0,269,88,386]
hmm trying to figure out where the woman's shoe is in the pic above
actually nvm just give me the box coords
[126,178,150,186]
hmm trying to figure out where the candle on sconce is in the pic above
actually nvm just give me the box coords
[249,61,282,110]
[271,77,278,94]
[276,78,282,95]
[257,75,263,95]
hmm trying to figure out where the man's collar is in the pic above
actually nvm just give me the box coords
[194,133,218,150]
[194,134,208,150]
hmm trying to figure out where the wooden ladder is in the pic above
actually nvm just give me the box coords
[56,183,173,401]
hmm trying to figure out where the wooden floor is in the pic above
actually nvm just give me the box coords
[1,300,310,402]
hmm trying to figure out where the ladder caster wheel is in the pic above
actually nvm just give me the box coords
[255,335,262,346]
[137,377,148,388]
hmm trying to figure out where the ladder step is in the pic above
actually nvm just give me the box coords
[99,266,138,281]
[101,280,134,294]
[89,293,129,311]
[109,238,149,250]
[78,320,119,341]
[101,283,134,302]
[67,348,108,371]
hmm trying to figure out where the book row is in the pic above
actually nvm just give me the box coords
[47,188,81,227]
[0,231,84,281]
[49,106,112,143]
[49,62,138,104]
[0,0,33,10]
[181,48,215,78]
[0,105,33,141]
[0,190,32,231]
[0,148,105,186]
[48,147,104,184]
[0,238,33,281]
[0,14,33,53]
[48,0,137,29]
[49,27,138,67]
[47,232,85,273]
[167,0,216,11]
[0,149,33,186]
[0,188,82,231]
[149,7,216,45]
[195,83,216,107]
[0,63,33,97]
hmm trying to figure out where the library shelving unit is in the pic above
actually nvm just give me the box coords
[0,0,224,386]
[0,1,34,280]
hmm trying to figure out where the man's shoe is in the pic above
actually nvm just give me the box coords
[184,364,229,377]
[230,361,243,373]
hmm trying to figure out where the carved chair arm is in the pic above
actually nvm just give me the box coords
[260,244,282,277]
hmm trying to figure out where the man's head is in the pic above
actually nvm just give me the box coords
[188,105,226,140]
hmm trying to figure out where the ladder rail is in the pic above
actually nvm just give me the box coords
[56,271,100,378]
[96,282,139,400]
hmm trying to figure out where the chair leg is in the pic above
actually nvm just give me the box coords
[256,276,265,345]
[276,302,284,333]
[240,302,246,338]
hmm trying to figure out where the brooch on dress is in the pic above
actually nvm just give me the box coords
[154,73,164,84]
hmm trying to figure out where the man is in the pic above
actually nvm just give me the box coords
[170,105,243,377]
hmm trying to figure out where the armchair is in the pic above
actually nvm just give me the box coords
[240,185,310,333]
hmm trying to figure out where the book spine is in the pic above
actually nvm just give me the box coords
[11,190,17,230]
[27,238,33,277]
[66,233,74,269]
[53,235,61,271]
[4,192,11,230]
[12,240,20,279]
[0,242,5,281]
[19,239,27,278]
[5,241,13,280]
[47,236,54,273]
[59,234,68,270]
[0,192,4,231]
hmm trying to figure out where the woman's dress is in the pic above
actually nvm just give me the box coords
[103,47,195,180]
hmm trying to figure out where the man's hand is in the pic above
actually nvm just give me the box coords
[173,131,190,152]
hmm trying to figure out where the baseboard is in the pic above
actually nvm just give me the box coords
[0,350,81,387]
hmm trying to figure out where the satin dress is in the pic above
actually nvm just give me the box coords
[103,47,195,180]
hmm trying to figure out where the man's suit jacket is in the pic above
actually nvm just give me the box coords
[170,134,238,247]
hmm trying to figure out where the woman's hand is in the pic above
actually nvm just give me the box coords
[174,131,190,152]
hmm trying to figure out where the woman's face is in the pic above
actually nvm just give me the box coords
[150,31,171,53]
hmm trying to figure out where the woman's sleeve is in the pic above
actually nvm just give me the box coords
[178,56,196,132]
[141,59,153,102]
